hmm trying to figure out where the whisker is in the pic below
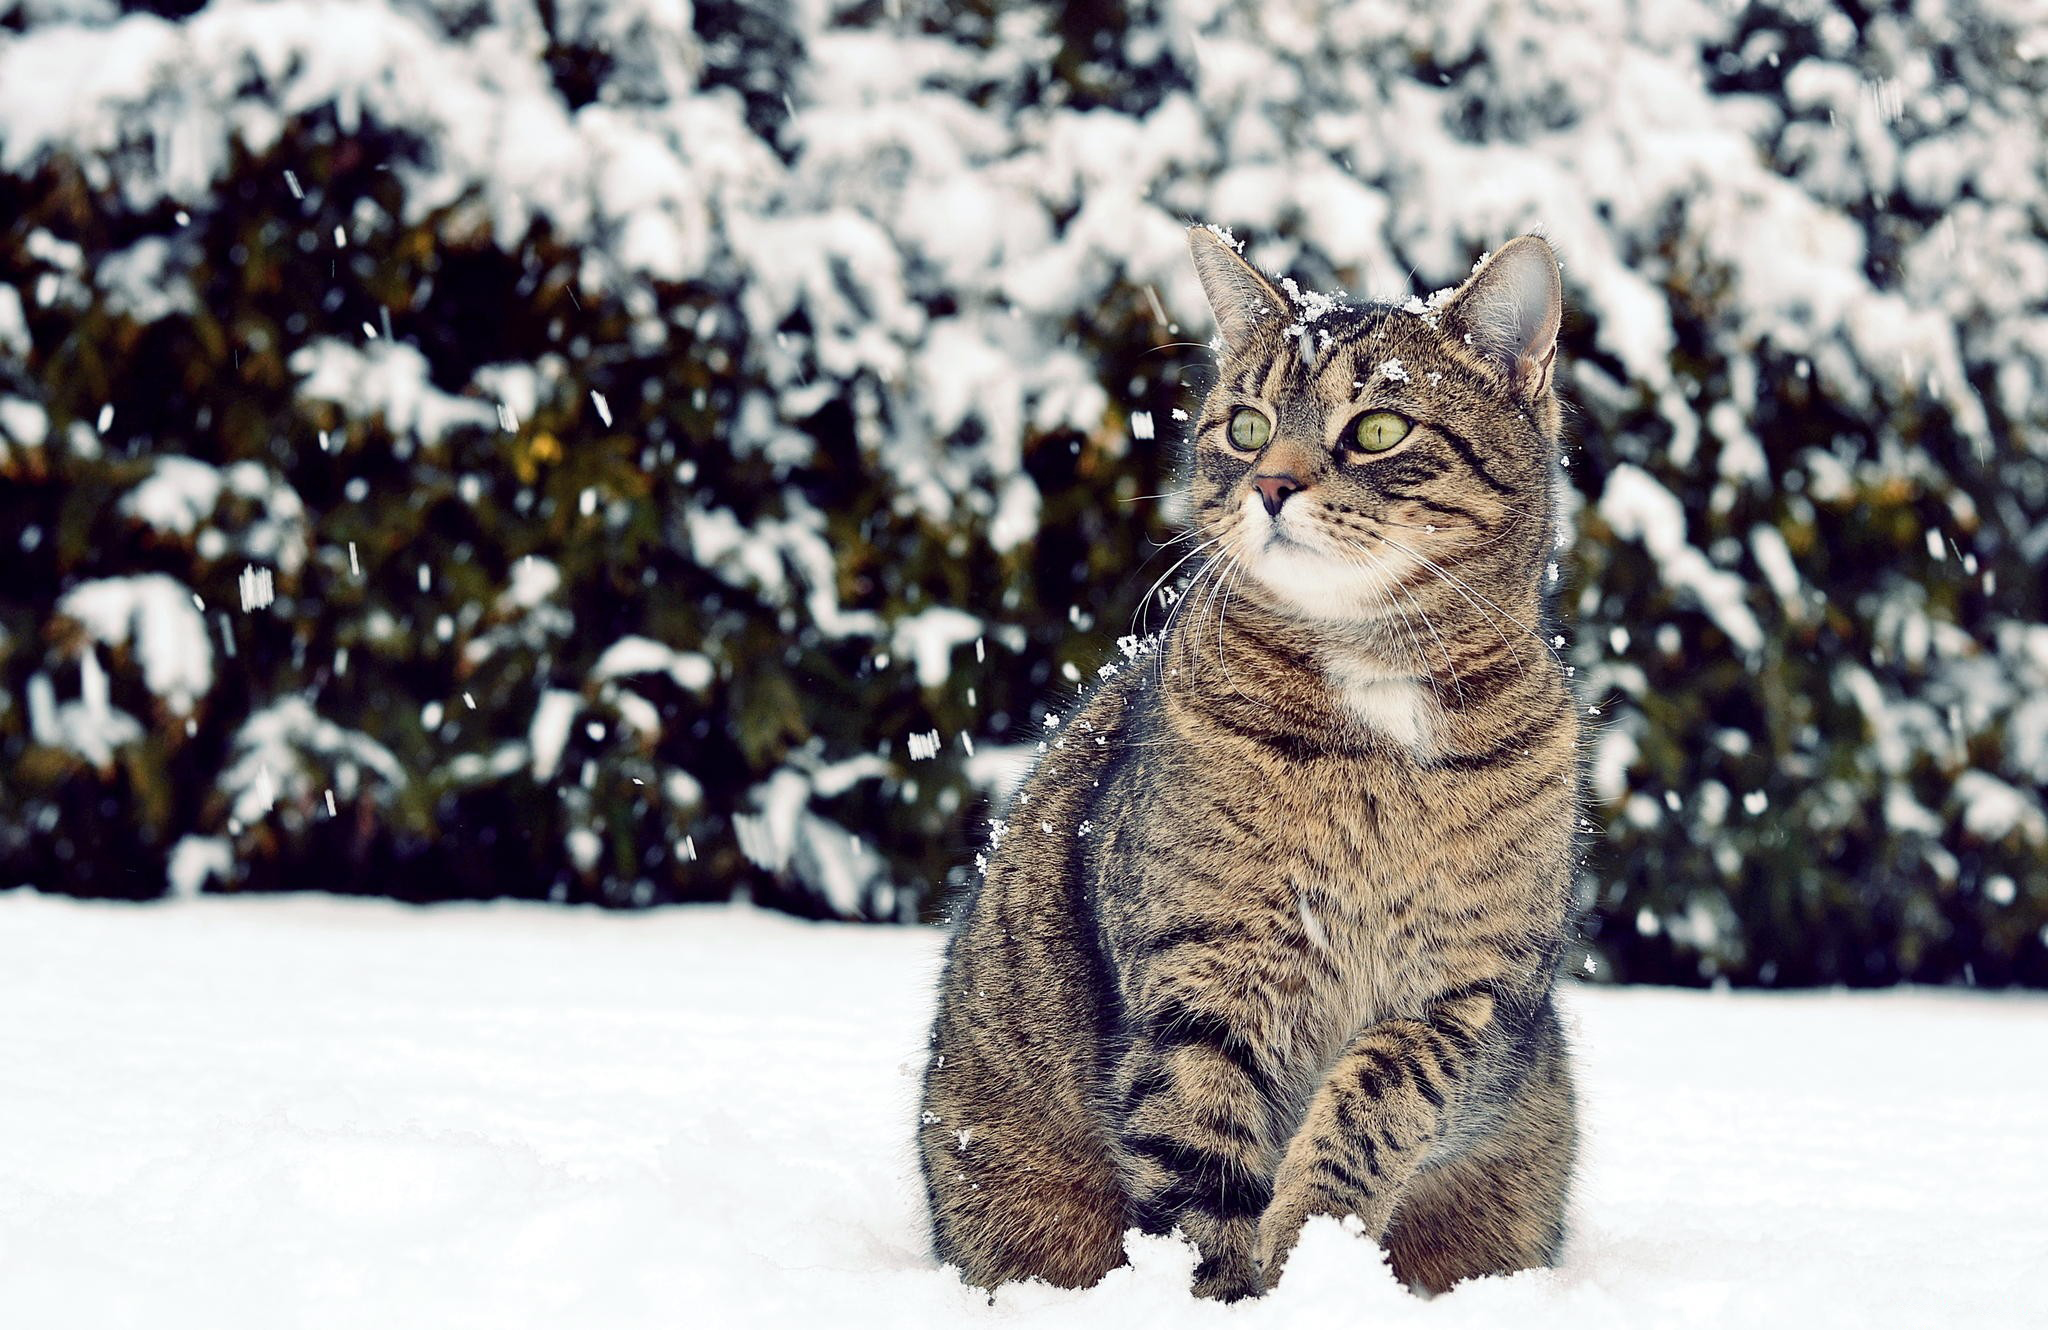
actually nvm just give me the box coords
[1132,534,1223,637]
[1395,579,1466,706]
[1141,526,1204,553]
[1195,545,1241,692]
[1324,526,1518,663]
[1373,532,1563,672]
[1156,553,1226,684]
[1328,541,1434,688]
[1216,554,1259,702]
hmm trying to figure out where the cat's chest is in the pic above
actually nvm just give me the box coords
[1214,756,1446,1031]
[1322,656,1437,753]
[1092,737,1462,1082]
[1271,782,1435,989]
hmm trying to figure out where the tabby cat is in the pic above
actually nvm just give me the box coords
[918,227,1582,1302]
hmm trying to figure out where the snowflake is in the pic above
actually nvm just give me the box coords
[1279,276,1347,335]
[1401,287,1456,330]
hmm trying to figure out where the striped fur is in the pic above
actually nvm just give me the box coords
[920,230,1582,1300]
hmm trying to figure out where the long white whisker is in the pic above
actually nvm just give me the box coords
[1195,546,1237,693]
[1371,533,1550,671]
[1318,538,1428,674]
[1396,579,1465,706]
[1134,535,1223,637]
[1155,551,1226,683]
[1355,548,1434,690]
[1216,554,1258,702]
[1374,534,1553,647]
[1193,543,1240,688]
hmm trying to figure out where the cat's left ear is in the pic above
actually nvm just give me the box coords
[1439,235,1563,403]
[1188,225,1289,354]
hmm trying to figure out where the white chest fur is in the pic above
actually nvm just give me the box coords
[1323,655,1434,752]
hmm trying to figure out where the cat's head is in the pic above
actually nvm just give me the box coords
[1180,226,1564,628]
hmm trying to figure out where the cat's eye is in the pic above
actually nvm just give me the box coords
[1346,411,1411,455]
[1227,408,1271,454]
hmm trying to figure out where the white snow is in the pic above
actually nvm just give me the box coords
[733,769,812,874]
[527,689,581,782]
[291,339,496,443]
[988,474,1040,555]
[221,698,406,826]
[0,282,27,357]
[499,556,562,611]
[57,573,214,714]
[1748,524,1802,614]
[892,607,983,690]
[0,895,2041,1330]
[164,835,232,897]
[1590,724,1640,807]
[25,665,144,771]
[1953,770,2048,846]
[590,635,715,693]
[687,503,883,640]
[121,454,223,535]
[237,564,275,612]
[564,826,603,874]
[0,394,49,450]
[1598,466,1764,655]
[121,457,309,572]
[97,235,194,325]
[2009,694,2048,785]
[731,770,880,916]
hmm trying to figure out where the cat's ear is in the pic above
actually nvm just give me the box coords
[1439,235,1563,403]
[1188,226,1288,354]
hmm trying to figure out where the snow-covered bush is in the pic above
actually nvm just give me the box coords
[0,0,2042,984]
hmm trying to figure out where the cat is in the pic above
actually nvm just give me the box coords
[918,226,1582,1302]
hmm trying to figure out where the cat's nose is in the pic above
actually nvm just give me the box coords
[1254,473,1304,516]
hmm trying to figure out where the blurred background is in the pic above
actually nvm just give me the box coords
[0,0,2043,987]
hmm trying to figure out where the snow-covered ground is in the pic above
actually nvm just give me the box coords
[3,893,2043,1330]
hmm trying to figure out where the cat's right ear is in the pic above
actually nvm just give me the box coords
[1188,226,1288,354]
[1437,235,1564,404]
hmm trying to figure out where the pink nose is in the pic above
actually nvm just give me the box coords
[1254,473,1303,516]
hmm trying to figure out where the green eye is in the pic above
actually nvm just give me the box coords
[1348,411,1411,454]
[1228,408,1271,453]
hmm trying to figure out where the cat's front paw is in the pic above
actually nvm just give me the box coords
[1191,1251,1264,1303]
[1251,1190,1313,1291]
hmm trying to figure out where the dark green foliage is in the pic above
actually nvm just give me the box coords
[1,0,2043,987]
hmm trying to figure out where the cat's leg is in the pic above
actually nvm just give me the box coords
[1112,998,1286,1302]
[1250,980,1511,1285]
[921,891,1128,1291]
[1382,1009,1576,1293]
[921,1038,1128,1291]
